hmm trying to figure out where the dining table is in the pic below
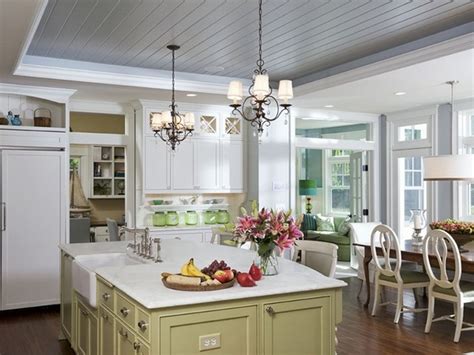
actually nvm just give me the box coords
[353,239,474,307]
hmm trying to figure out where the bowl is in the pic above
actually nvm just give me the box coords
[151,200,164,205]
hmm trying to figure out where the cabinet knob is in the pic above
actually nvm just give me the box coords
[102,292,111,301]
[137,320,148,331]
[119,328,128,338]
[101,313,109,320]
[265,306,275,316]
[133,341,141,350]
[120,307,130,317]
[81,310,89,317]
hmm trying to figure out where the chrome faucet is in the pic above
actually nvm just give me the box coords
[154,238,162,263]
[123,227,153,259]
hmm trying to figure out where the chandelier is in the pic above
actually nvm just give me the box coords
[150,45,194,150]
[227,0,293,135]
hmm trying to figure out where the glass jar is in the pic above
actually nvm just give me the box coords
[166,211,179,226]
[204,210,217,225]
[152,212,166,227]
[185,211,198,225]
[217,210,230,224]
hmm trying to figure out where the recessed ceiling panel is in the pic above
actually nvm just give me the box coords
[27,0,474,81]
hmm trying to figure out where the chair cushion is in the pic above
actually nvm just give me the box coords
[317,232,351,245]
[379,270,430,284]
[334,216,351,235]
[433,281,474,298]
[316,214,335,231]
[301,214,317,231]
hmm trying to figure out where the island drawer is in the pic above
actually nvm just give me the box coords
[97,279,114,310]
[116,292,136,328]
[116,319,150,355]
[136,307,151,342]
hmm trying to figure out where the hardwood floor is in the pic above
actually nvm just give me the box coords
[0,277,472,355]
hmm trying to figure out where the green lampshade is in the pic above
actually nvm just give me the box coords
[299,179,317,196]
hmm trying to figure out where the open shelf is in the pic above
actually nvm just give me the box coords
[91,145,126,198]
[0,125,66,133]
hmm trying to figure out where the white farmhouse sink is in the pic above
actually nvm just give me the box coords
[72,253,142,308]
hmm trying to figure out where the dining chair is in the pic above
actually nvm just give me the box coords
[423,229,474,342]
[106,218,119,241]
[292,240,338,278]
[371,224,429,323]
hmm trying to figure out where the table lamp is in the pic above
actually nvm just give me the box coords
[299,179,317,214]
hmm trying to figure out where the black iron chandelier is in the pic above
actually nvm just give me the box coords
[150,45,194,151]
[227,0,293,135]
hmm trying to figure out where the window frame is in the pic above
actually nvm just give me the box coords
[325,150,351,216]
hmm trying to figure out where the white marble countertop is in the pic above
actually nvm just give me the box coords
[93,239,346,310]
[59,241,129,258]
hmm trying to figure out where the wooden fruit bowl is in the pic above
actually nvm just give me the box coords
[162,278,235,292]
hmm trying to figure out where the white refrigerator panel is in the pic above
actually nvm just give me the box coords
[1,149,66,310]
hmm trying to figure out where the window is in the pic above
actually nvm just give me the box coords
[398,123,427,142]
[328,150,350,214]
[459,110,474,217]
[403,157,424,223]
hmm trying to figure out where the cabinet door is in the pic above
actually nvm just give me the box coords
[60,252,73,342]
[263,297,332,355]
[221,140,244,191]
[99,307,115,355]
[171,140,195,190]
[144,136,170,191]
[77,302,90,355]
[195,139,219,190]
[116,322,136,355]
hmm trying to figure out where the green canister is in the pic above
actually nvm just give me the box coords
[185,211,198,225]
[217,210,230,224]
[153,212,166,227]
[166,211,179,226]
[204,210,217,224]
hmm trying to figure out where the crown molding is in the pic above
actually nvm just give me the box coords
[0,82,76,103]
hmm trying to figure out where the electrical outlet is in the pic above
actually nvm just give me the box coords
[199,333,221,351]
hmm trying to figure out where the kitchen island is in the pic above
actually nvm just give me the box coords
[60,239,346,355]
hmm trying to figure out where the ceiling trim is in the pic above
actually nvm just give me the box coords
[0,82,76,103]
[295,24,474,97]
[291,107,379,123]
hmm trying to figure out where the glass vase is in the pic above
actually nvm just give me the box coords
[255,242,279,276]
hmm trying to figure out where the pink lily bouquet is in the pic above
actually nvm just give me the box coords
[234,202,303,275]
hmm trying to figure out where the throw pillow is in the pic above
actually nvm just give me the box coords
[316,214,335,232]
[336,216,351,235]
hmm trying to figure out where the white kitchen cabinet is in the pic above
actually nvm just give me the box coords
[195,139,219,190]
[144,136,170,191]
[221,140,245,191]
[171,140,195,190]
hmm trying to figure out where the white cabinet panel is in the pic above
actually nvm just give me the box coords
[1,150,66,309]
[144,136,169,191]
[221,140,244,191]
[171,140,195,190]
[195,139,219,190]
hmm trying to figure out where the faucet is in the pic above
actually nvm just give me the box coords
[154,238,162,263]
[123,227,154,260]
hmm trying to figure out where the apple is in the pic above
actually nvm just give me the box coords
[248,263,262,281]
[236,272,256,287]
[213,269,234,283]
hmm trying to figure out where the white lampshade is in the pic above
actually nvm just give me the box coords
[162,111,172,125]
[423,155,474,181]
[278,80,293,103]
[253,74,270,100]
[150,112,162,130]
[227,80,243,102]
[184,112,195,129]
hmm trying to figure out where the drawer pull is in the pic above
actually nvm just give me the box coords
[81,310,89,317]
[266,306,275,316]
[137,320,148,331]
[119,328,128,338]
[120,307,130,317]
[133,341,141,350]
[101,313,109,320]
[102,292,111,301]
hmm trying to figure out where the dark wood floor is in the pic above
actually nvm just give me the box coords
[0,277,472,355]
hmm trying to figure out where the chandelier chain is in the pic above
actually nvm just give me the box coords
[257,0,264,72]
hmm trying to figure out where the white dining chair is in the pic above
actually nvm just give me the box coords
[371,224,429,323]
[423,229,474,343]
[292,240,338,278]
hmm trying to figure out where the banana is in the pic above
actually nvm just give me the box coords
[181,258,211,280]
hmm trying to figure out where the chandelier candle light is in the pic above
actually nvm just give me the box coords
[227,0,293,135]
[150,45,194,151]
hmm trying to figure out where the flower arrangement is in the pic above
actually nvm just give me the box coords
[234,201,303,275]
[429,219,474,235]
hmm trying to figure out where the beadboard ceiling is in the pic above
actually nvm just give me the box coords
[27,0,474,82]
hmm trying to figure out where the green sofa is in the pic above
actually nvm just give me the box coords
[300,214,351,262]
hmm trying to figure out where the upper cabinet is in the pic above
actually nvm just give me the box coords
[139,102,245,194]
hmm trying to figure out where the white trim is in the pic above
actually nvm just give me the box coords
[69,133,128,146]
[70,100,128,115]
[292,107,379,123]
[0,83,76,103]
[295,137,376,151]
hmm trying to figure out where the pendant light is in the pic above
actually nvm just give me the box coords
[150,45,194,151]
[227,0,293,135]
[423,81,474,181]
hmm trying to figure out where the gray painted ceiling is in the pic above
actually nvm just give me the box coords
[28,0,474,82]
